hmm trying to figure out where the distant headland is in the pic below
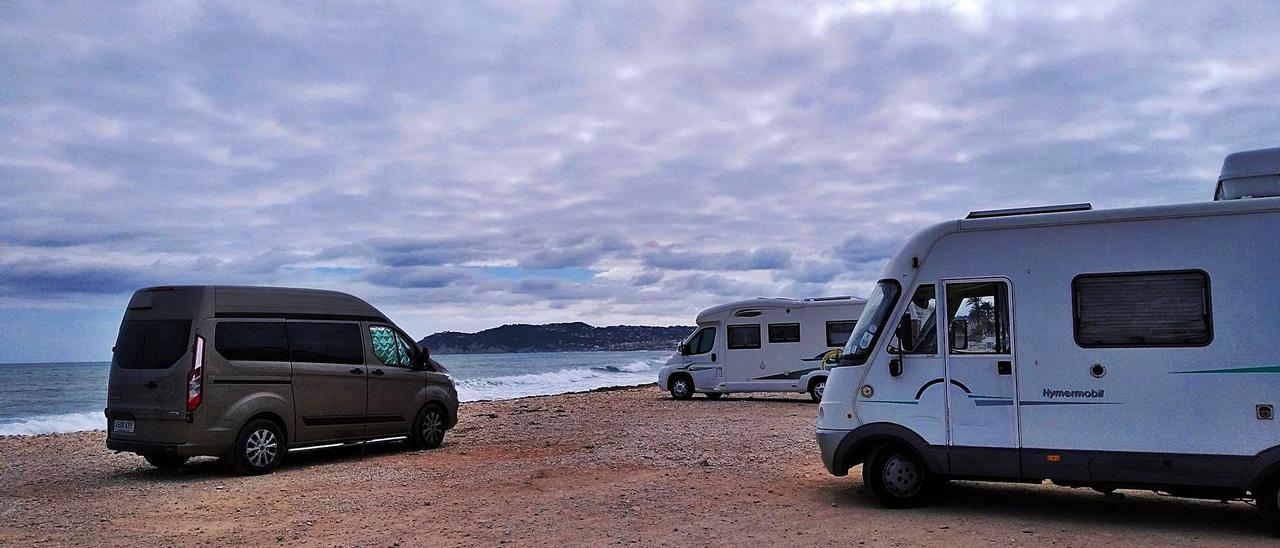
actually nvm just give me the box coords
[417,322,694,354]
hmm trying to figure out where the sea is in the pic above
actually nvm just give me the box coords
[0,350,672,436]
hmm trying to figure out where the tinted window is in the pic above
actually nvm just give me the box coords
[1074,271,1211,347]
[114,320,191,369]
[825,321,856,347]
[945,281,1010,354]
[215,322,289,362]
[727,325,761,349]
[288,322,363,365]
[768,323,801,343]
[695,328,716,354]
[371,325,417,367]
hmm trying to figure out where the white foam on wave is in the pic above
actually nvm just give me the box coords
[0,412,104,436]
[455,357,666,402]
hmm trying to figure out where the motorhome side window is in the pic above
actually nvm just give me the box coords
[945,281,1010,354]
[1073,271,1212,347]
[690,328,716,354]
[895,285,938,354]
[287,322,364,365]
[215,322,289,362]
[727,325,761,349]
[768,323,801,343]
[370,326,414,367]
[825,321,856,347]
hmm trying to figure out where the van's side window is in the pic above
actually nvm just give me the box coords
[688,327,716,355]
[945,282,1010,354]
[825,321,856,347]
[1073,270,1211,347]
[896,285,938,354]
[727,325,761,349]
[288,322,363,365]
[768,323,801,343]
[371,326,414,367]
[215,322,289,362]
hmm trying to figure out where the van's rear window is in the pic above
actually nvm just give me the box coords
[114,320,192,369]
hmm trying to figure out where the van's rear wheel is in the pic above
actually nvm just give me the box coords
[1259,472,1280,534]
[809,378,827,402]
[669,375,694,400]
[143,453,188,471]
[863,444,936,508]
[410,403,447,450]
[232,419,285,475]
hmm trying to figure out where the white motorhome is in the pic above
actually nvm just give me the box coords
[659,296,866,401]
[816,190,1280,531]
[1214,146,1280,201]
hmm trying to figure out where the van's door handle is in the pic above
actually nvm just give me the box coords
[997,361,1012,375]
[371,369,385,376]
[143,381,158,389]
[349,368,364,375]
[710,353,717,363]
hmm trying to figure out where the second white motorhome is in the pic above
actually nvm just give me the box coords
[815,189,1280,532]
[659,296,866,401]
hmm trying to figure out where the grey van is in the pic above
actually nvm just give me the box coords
[105,286,458,474]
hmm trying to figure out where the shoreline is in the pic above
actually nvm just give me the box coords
[1,386,1273,546]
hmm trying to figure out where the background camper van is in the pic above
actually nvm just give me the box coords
[106,286,459,475]
[815,182,1280,531]
[659,297,866,401]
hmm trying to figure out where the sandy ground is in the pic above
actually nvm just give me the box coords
[1,385,1275,546]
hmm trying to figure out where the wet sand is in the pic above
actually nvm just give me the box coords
[0,386,1274,546]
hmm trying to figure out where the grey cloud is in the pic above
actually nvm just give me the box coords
[641,245,792,271]
[364,267,473,289]
[516,233,634,269]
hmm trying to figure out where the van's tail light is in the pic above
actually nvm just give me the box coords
[187,335,205,413]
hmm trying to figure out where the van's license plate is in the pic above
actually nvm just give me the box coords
[113,420,135,433]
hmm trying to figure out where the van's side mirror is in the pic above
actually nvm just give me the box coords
[679,342,691,355]
[416,346,431,369]
[950,320,969,351]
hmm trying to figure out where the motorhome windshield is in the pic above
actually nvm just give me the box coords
[838,281,900,366]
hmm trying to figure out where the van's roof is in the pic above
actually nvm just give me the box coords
[130,285,390,322]
[1220,146,1280,182]
[695,296,867,323]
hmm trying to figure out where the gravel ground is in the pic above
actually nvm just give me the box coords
[1,385,1275,546]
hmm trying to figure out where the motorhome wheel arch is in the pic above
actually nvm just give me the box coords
[659,296,866,401]
[815,196,1280,529]
[105,286,459,475]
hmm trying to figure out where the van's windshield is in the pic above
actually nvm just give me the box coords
[838,280,901,366]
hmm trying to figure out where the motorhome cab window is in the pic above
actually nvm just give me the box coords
[840,281,901,365]
[727,325,762,349]
[895,285,938,354]
[371,326,415,367]
[1073,270,1212,347]
[945,281,1010,354]
[215,322,289,362]
[825,321,856,347]
[288,322,364,365]
[768,323,801,343]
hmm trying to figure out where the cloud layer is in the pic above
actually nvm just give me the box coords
[2,1,1278,360]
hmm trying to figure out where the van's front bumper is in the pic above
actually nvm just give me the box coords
[816,428,851,476]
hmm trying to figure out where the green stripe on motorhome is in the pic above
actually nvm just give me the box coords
[1170,365,1280,374]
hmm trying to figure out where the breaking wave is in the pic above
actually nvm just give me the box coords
[456,357,665,402]
[0,412,104,436]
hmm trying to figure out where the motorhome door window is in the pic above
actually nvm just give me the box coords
[727,325,762,349]
[945,282,1010,354]
[768,323,801,343]
[691,327,716,354]
[825,321,857,347]
[1073,270,1212,347]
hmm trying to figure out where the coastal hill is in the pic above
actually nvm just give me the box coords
[418,322,694,354]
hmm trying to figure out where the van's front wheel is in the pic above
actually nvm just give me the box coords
[669,374,694,400]
[863,444,936,508]
[410,403,447,450]
[232,419,285,475]
[1259,472,1280,534]
[143,453,188,471]
[809,378,827,402]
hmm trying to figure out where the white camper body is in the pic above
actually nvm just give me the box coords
[659,297,866,401]
[815,197,1280,526]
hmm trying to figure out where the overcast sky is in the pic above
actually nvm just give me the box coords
[2,1,1278,362]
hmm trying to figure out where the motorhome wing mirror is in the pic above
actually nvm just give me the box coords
[894,315,914,353]
[950,320,969,352]
[679,342,691,355]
